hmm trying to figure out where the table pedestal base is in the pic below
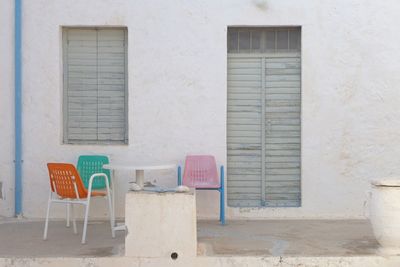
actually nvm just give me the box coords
[135,169,144,189]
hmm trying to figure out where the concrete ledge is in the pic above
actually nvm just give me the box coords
[2,256,400,267]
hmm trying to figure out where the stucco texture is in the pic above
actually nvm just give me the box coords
[2,0,400,219]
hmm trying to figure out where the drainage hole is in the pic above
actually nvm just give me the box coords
[171,252,178,260]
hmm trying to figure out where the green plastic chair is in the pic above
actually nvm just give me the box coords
[77,155,111,190]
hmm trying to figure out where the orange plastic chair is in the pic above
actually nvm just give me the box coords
[43,163,115,244]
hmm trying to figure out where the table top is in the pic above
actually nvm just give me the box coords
[103,163,176,171]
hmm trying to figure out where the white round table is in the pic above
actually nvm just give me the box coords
[103,163,176,189]
[102,163,176,231]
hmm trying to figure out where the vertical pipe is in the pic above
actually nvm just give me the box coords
[14,0,22,216]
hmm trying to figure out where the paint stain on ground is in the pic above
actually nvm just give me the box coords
[270,240,289,256]
[342,237,379,255]
[79,247,114,257]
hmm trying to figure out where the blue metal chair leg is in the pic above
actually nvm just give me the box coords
[220,189,225,225]
[220,166,225,225]
[177,166,182,186]
[219,189,222,222]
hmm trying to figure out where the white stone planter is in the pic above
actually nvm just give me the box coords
[368,179,400,255]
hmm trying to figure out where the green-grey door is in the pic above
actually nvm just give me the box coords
[227,28,301,207]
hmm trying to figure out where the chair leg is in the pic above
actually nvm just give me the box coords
[43,192,52,240]
[219,192,222,222]
[81,200,91,244]
[66,203,70,228]
[105,178,116,238]
[177,166,182,185]
[70,203,77,234]
[220,166,225,225]
[220,188,225,225]
[111,170,116,227]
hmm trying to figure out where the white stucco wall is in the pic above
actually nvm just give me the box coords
[0,0,15,217]
[2,0,400,219]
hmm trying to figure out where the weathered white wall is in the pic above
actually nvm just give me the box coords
[2,0,400,219]
[0,0,15,217]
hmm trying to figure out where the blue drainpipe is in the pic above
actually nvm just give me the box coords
[14,0,22,216]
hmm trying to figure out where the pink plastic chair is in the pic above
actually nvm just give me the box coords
[178,155,225,224]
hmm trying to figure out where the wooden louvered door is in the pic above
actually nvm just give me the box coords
[227,53,301,207]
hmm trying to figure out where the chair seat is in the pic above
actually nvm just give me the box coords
[88,191,107,197]
[59,190,106,199]
[81,190,106,198]
[191,183,220,189]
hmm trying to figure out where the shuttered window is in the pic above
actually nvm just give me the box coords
[227,27,301,207]
[63,28,128,144]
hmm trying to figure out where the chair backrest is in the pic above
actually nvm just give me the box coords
[77,155,110,190]
[47,163,87,198]
[183,155,220,188]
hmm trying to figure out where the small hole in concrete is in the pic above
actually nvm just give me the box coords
[171,252,178,260]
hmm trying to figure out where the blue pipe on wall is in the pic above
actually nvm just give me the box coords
[14,0,22,216]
